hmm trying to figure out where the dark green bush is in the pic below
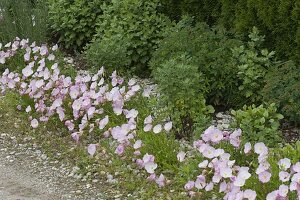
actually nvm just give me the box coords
[262,61,300,125]
[48,0,108,50]
[153,55,214,139]
[85,0,170,74]
[150,18,243,108]
[0,0,48,44]
[231,103,284,147]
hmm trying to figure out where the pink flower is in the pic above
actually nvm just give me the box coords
[244,142,252,154]
[220,167,233,178]
[243,189,257,200]
[71,132,80,143]
[144,115,152,124]
[279,171,290,182]
[115,144,125,155]
[25,105,31,113]
[202,146,216,159]
[133,140,142,149]
[153,124,162,134]
[254,142,268,155]
[198,160,208,168]
[156,174,166,187]
[164,121,172,132]
[258,171,271,183]
[30,118,39,128]
[143,124,152,132]
[278,158,291,171]
[219,181,227,193]
[293,162,300,173]
[87,144,98,156]
[266,190,278,200]
[184,181,195,190]
[147,173,156,181]
[205,182,214,191]
[211,130,224,143]
[195,175,206,189]
[177,151,186,162]
[99,115,109,129]
[278,184,289,197]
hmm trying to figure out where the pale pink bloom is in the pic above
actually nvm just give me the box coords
[71,132,79,143]
[211,130,224,143]
[147,173,156,181]
[144,115,152,124]
[40,45,48,56]
[128,78,136,86]
[133,140,142,149]
[291,173,300,183]
[266,191,278,200]
[205,182,214,191]
[256,161,271,174]
[258,171,271,183]
[198,160,208,168]
[164,121,172,132]
[143,154,155,163]
[279,171,290,182]
[244,142,252,154]
[136,159,144,168]
[243,189,257,200]
[254,142,268,155]
[131,85,140,92]
[30,118,39,128]
[99,116,109,129]
[125,109,138,119]
[202,146,216,159]
[22,67,33,77]
[72,100,81,111]
[52,44,58,51]
[278,158,291,171]
[177,151,186,162]
[219,181,227,192]
[184,181,195,190]
[103,131,110,138]
[293,162,300,173]
[25,105,31,113]
[156,174,166,187]
[195,175,206,189]
[153,124,162,134]
[278,184,289,197]
[87,144,98,156]
[212,174,222,183]
[214,148,225,157]
[220,167,233,178]
[134,150,141,156]
[115,144,125,155]
[144,124,152,132]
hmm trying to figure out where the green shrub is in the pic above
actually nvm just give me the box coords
[262,61,300,125]
[153,55,214,139]
[231,27,276,105]
[230,103,284,147]
[0,0,48,44]
[85,0,170,74]
[48,0,108,50]
[150,17,243,108]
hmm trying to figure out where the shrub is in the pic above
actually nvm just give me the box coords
[48,0,108,50]
[230,103,284,147]
[150,17,243,108]
[231,27,276,105]
[0,0,48,44]
[85,0,170,74]
[152,55,214,139]
[262,61,300,125]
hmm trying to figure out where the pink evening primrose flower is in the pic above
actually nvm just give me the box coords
[87,144,98,156]
[258,171,271,183]
[156,174,166,187]
[244,142,252,154]
[254,142,268,155]
[153,124,162,134]
[164,121,172,132]
[279,171,290,182]
[71,132,80,143]
[278,158,291,171]
[184,181,195,190]
[177,151,186,162]
[30,118,39,128]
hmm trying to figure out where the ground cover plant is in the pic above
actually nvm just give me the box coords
[1,38,300,199]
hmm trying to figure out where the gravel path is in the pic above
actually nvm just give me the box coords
[0,156,55,200]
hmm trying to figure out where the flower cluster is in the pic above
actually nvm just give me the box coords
[179,126,300,199]
[0,38,171,187]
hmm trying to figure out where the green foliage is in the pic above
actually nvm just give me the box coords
[231,103,284,147]
[277,141,300,163]
[150,18,243,107]
[232,27,276,104]
[85,0,170,74]
[231,0,300,62]
[48,0,107,50]
[262,61,300,125]
[0,0,48,44]
[153,55,214,139]
[158,0,221,25]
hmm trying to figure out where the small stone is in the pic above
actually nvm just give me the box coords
[75,190,82,194]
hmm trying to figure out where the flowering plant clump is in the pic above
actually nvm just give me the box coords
[0,38,172,187]
[1,38,300,199]
[180,126,300,199]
